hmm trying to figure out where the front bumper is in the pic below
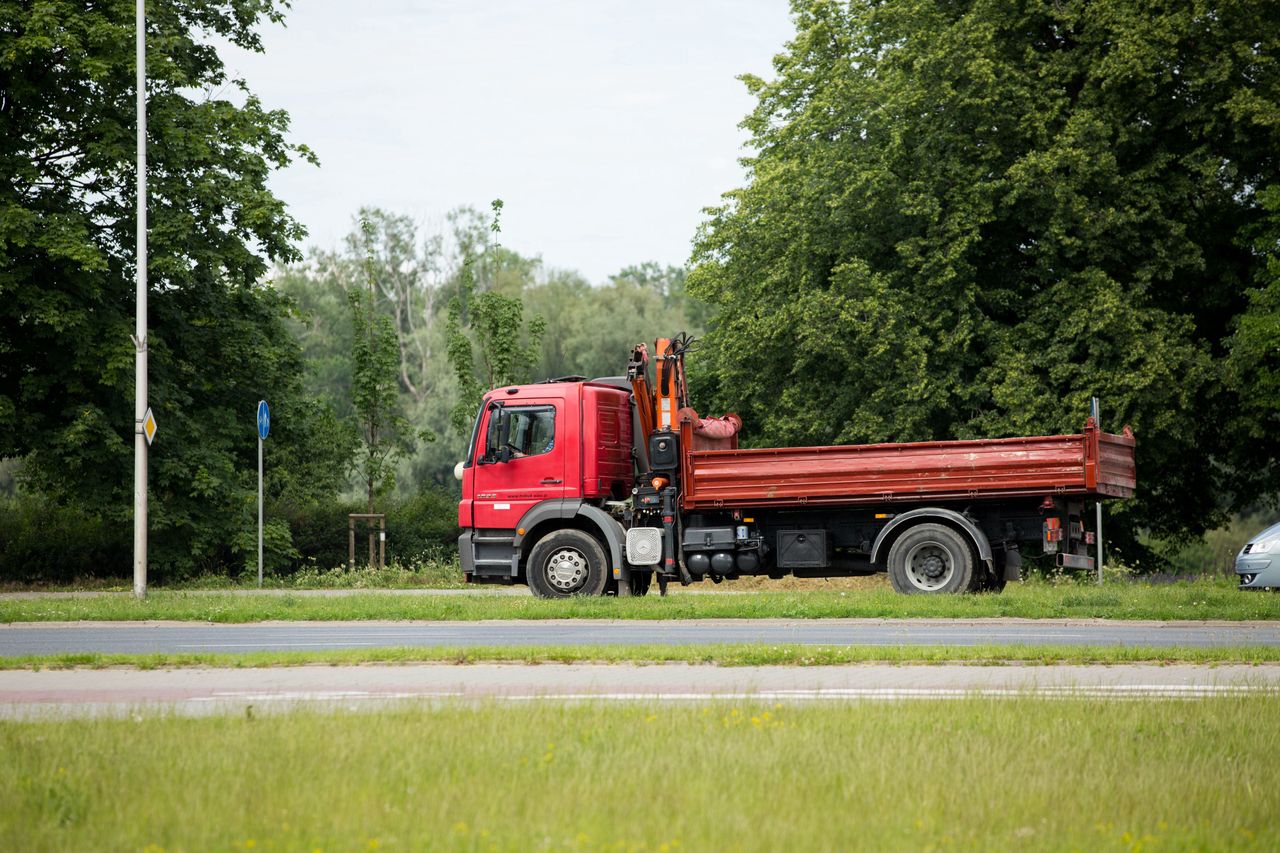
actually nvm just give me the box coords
[1236,553,1280,589]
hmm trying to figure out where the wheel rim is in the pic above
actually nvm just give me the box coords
[545,547,589,592]
[904,541,954,592]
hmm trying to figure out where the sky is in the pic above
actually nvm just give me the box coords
[217,0,795,282]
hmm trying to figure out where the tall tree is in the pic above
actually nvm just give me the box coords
[445,200,547,435]
[690,0,1280,555]
[349,219,419,522]
[0,0,345,575]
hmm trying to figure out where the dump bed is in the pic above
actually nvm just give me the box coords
[678,420,1136,510]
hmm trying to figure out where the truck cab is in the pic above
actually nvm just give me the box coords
[458,379,641,595]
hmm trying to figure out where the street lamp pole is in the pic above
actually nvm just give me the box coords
[132,0,148,599]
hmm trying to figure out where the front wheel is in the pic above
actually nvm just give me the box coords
[527,530,609,598]
[887,523,976,595]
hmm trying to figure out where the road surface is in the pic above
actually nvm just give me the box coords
[2,662,1276,718]
[2,618,1278,655]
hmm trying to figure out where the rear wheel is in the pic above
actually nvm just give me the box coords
[887,523,976,595]
[527,530,609,598]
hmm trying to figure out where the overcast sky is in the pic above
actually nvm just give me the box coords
[217,0,794,282]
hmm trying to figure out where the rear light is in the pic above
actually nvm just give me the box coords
[1043,518,1062,553]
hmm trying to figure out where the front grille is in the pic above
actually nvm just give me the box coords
[1243,543,1253,554]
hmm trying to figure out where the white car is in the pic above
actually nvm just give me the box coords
[1237,522,1280,590]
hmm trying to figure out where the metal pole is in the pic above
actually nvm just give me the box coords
[1091,396,1103,585]
[1096,500,1104,585]
[257,435,264,588]
[132,0,148,600]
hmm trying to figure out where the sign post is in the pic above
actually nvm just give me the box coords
[1091,397,1103,585]
[257,400,270,588]
[132,0,148,600]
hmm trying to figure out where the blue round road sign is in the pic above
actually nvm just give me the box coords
[257,400,270,440]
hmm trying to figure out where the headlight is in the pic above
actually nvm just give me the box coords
[1251,538,1278,554]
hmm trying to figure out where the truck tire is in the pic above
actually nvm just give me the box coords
[527,530,609,598]
[887,523,976,595]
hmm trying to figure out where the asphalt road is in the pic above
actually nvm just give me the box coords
[3,618,1278,656]
[3,662,1277,718]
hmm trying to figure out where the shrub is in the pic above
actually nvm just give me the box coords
[0,498,130,585]
[285,489,460,572]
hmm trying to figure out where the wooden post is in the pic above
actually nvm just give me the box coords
[347,513,386,570]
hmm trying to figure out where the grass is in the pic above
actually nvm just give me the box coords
[5,643,1280,671]
[3,697,1277,850]
[2,577,1275,623]
[1,556,468,593]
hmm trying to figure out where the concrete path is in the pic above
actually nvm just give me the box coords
[2,663,1275,718]
[3,618,1279,655]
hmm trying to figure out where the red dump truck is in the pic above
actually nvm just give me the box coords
[457,334,1136,597]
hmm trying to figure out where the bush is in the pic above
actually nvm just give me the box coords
[0,498,130,585]
[0,487,460,586]
[1145,511,1280,578]
[285,489,460,572]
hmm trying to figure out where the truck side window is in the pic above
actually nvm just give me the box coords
[486,406,556,460]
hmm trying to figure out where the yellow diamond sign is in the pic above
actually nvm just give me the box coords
[142,407,158,446]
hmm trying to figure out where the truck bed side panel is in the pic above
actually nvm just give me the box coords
[680,426,1136,509]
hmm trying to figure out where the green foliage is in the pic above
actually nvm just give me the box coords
[0,0,351,578]
[1226,185,1280,502]
[348,217,421,510]
[0,497,129,585]
[691,0,1280,553]
[526,264,709,381]
[1145,510,1280,577]
[445,200,547,435]
[279,208,709,489]
[286,490,460,571]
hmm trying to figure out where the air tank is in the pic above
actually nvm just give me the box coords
[710,552,735,574]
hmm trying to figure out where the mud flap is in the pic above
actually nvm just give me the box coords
[1003,546,1022,582]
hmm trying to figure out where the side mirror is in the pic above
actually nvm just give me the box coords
[497,408,512,463]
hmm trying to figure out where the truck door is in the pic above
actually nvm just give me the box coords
[471,400,566,530]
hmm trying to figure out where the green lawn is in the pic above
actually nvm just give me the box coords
[3,697,1276,851]
[2,578,1274,622]
[5,643,1280,671]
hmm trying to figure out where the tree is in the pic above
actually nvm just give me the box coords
[348,218,419,527]
[690,0,1280,556]
[0,0,345,576]
[445,200,547,435]
[1226,185,1280,507]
